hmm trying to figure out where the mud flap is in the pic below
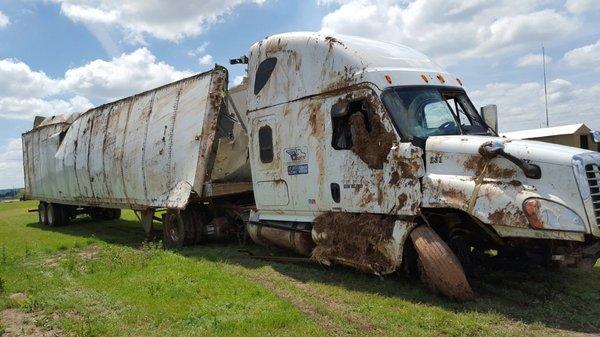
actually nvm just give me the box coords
[410,225,475,301]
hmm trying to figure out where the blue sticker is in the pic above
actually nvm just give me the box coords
[288,164,308,175]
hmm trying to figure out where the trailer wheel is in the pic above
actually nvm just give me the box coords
[410,225,475,301]
[47,203,66,227]
[38,202,48,226]
[162,210,196,248]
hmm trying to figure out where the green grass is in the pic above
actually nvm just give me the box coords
[0,200,599,336]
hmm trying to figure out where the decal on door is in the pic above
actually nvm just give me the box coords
[285,146,309,175]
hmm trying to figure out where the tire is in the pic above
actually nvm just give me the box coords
[163,211,184,248]
[47,203,66,227]
[410,225,475,301]
[162,209,196,248]
[38,202,48,226]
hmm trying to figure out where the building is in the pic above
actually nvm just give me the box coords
[502,123,600,152]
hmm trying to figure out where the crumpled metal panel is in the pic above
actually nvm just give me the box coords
[22,68,227,210]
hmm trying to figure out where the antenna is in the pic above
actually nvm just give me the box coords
[542,45,549,127]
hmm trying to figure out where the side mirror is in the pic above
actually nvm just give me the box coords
[480,105,498,133]
[478,140,505,158]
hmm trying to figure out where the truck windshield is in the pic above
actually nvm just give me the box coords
[381,86,490,140]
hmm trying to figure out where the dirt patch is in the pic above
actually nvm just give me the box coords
[1,309,61,337]
[8,293,27,302]
[349,113,395,170]
[43,245,101,268]
[410,226,475,302]
[312,212,397,274]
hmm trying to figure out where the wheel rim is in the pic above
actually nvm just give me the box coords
[47,204,54,225]
[167,215,181,243]
[38,204,47,225]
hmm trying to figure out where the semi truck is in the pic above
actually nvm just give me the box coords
[22,32,600,301]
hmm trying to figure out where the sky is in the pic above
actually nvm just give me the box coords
[0,0,599,189]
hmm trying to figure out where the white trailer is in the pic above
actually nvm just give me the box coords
[23,32,600,300]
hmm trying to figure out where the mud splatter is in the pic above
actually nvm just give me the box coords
[349,113,395,170]
[312,212,397,274]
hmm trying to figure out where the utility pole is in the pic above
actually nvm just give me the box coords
[542,45,549,127]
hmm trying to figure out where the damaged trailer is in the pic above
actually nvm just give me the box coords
[23,32,600,301]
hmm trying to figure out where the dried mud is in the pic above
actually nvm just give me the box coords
[349,113,395,170]
[311,212,397,274]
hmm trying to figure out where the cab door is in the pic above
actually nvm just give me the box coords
[323,88,424,216]
[249,114,291,214]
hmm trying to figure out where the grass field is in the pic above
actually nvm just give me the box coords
[0,200,599,337]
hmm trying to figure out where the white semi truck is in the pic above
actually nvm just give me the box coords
[22,32,600,300]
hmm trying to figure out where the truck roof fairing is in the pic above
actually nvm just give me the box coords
[247,32,463,111]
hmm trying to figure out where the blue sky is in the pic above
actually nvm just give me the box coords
[0,0,599,188]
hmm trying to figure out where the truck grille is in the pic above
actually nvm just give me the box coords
[586,163,600,227]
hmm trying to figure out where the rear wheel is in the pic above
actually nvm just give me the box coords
[162,209,200,248]
[410,225,475,301]
[47,203,67,227]
[38,202,48,226]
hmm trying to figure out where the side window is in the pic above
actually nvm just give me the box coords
[254,57,277,95]
[258,125,273,163]
[331,100,371,150]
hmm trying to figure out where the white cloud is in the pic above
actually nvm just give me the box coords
[0,48,191,120]
[0,96,93,120]
[0,59,58,98]
[565,0,600,13]
[320,0,578,66]
[0,11,9,28]
[470,79,600,132]
[198,54,214,66]
[0,138,24,189]
[61,48,193,100]
[188,42,210,57]
[51,0,268,42]
[516,53,551,68]
[562,39,600,69]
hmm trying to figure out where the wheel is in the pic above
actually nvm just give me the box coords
[163,211,185,248]
[410,225,475,301]
[162,209,197,248]
[38,202,48,226]
[448,234,473,276]
[47,203,66,227]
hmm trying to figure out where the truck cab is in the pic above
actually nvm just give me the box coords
[237,32,600,280]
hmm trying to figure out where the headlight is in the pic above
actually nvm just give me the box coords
[523,198,586,232]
